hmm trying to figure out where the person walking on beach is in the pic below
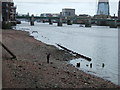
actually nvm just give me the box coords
[47,53,51,63]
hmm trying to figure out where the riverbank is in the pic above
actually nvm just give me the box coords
[2,29,120,88]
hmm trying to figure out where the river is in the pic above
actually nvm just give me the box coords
[15,21,119,85]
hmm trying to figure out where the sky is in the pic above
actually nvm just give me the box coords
[14,0,118,3]
[14,0,119,16]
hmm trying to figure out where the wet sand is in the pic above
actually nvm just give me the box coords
[2,29,120,88]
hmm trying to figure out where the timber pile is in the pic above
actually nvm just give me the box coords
[56,44,91,61]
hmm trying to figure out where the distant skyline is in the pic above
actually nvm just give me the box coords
[14,0,119,16]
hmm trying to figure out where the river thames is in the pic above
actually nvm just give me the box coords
[16,22,119,85]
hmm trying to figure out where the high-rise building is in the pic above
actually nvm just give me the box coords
[97,0,110,15]
[62,8,75,17]
[118,0,120,20]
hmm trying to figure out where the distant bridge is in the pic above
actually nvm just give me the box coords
[16,16,59,20]
[16,16,120,24]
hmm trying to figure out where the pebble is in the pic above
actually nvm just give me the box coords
[18,65,22,68]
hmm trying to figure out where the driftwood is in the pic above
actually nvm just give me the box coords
[56,44,91,61]
[32,31,38,33]
[0,42,17,60]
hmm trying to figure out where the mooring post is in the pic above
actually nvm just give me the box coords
[90,63,92,68]
[47,53,51,64]
[0,42,17,60]
[102,63,105,68]
[30,14,34,26]
[76,63,80,67]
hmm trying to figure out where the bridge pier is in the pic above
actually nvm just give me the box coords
[96,21,108,26]
[57,22,62,26]
[109,20,117,28]
[42,20,45,23]
[30,14,34,26]
[49,19,53,25]
[67,20,72,25]
[85,19,91,27]
[57,17,62,26]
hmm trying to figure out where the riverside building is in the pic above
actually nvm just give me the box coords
[2,0,16,22]
[62,8,75,17]
[0,0,16,29]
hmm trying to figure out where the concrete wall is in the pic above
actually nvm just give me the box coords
[0,1,2,90]
[0,1,2,29]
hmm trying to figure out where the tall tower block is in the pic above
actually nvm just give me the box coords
[97,0,110,15]
[118,0,120,20]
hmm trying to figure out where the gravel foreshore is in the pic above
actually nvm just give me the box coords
[2,29,120,88]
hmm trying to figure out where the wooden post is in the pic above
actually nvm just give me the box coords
[56,44,91,61]
[47,53,50,63]
[102,63,105,68]
[0,42,17,60]
[76,63,80,67]
[90,63,92,68]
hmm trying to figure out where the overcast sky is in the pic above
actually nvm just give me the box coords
[14,0,119,3]
[14,0,119,16]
